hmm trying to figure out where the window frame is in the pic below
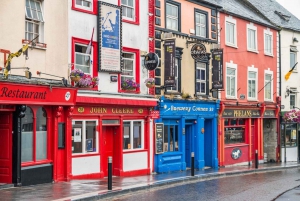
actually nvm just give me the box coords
[290,88,297,109]
[71,119,99,155]
[72,0,96,14]
[71,37,97,82]
[194,9,208,38]
[25,0,44,43]
[165,0,181,32]
[264,69,273,101]
[196,62,206,95]
[247,23,258,52]
[123,120,144,151]
[225,16,237,48]
[247,66,258,100]
[224,118,246,145]
[21,106,50,167]
[163,124,179,152]
[119,47,140,93]
[120,0,140,25]
[290,47,298,70]
[226,61,237,99]
[264,28,273,56]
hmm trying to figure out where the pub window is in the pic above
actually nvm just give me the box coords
[72,120,98,154]
[21,106,48,164]
[163,125,179,152]
[281,124,298,147]
[224,118,245,144]
[123,120,144,150]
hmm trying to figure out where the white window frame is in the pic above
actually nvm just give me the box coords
[123,120,144,151]
[195,12,206,38]
[247,65,258,100]
[75,0,93,11]
[290,47,298,70]
[225,16,237,48]
[75,43,92,75]
[121,52,136,86]
[71,120,99,155]
[290,89,297,109]
[264,28,273,56]
[25,0,44,43]
[264,69,273,101]
[247,23,258,52]
[166,3,178,31]
[196,62,206,95]
[121,0,135,21]
[226,61,237,99]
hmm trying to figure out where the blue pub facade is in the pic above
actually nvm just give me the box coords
[154,96,220,173]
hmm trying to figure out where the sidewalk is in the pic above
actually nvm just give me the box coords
[0,162,299,201]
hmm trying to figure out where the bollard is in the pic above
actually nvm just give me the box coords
[255,150,258,169]
[191,152,195,176]
[108,156,112,190]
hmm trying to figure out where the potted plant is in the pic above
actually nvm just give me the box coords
[283,109,300,123]
[70,68,84,82]
[77,74,99,88]
[121,79,140,91]
[145,78,155,88]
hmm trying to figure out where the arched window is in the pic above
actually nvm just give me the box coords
[21,106,48,164]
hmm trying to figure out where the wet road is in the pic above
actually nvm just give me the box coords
[105,169,300,201]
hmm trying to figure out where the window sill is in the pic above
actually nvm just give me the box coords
[72,153,99,157]
[247,49,259,54]
[71,5,95,15]
[123,149,146,153]
[123,19,139,25]
[225,96,237,100]
[22,39,47,49]
[264,53,274,57]
[225,143,248,148]
[21,159,52,167]
[119,89,141,94]
[225,43,238,49]
[247,99,258,101]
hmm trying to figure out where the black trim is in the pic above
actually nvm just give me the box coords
[194,8,209,39]
[165,47,183,93]
[165,0,181,32]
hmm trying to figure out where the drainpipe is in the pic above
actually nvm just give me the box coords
[278,30,282,162]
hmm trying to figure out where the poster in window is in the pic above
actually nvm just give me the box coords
[212,49,223,89]
[86,139,93,152]
[164,39,176,87]
[74,128,82,142]
[99,2,122,72]
[292,130,296,140]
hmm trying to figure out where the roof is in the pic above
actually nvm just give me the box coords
[246,0,300,32]
[199,0,276,28]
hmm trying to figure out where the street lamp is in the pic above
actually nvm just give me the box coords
[292,106,300,110]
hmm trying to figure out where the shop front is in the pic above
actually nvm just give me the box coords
[154,96,220,173]
[218,102,279,166]
[0,81,77,186]
[67,93,157,179]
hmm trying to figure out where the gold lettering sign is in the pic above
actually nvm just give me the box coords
[112,108,134,114]
[78,107,84,113]
[138,108,143,114]
[233,110,252,117]
[90,107,107,114]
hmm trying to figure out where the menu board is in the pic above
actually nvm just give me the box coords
[155,123,164,154]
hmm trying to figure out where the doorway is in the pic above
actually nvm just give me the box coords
[0,113,12,183]
[102,126,119,176]
[185,125,192,168]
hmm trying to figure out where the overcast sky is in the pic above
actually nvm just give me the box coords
[276,0,300,20]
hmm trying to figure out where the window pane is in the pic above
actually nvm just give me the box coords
[86,121,97,152]
[36,131,47,160]
[128,0,133,7]
[225,127,245,144]
[72,121,83,153]
[21,107,34,162]
[123,122,131,149]
[290,52,296,68]
[163,125,169,152]
[133,122,142,149]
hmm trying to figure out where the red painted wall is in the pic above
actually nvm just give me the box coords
[224,145,249,165]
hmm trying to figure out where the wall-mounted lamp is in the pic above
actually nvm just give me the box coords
[37,71,67,86]
[194,120,197,124]
[293,106,300,110]
[293,37,299,43]
[285,87,290,98]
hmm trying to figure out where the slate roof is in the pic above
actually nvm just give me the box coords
[199,0,276,28]
[246,0,300,32]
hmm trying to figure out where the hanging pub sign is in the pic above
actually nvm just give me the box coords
[191,43,206,61]
[144,52,159,70]
[212,49,223,89]
[164,39,176,87]
[98,2,122,72]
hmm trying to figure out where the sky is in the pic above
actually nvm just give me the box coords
[276,0,300,20]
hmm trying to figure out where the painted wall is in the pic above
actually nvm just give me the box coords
[280,30,300,111]
[0,0,69,80]
[218,13,278,103]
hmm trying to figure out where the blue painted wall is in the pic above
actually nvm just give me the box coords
[154,96,220,173]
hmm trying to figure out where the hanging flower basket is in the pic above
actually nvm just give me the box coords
[145,78,155,88]
[146,83,155,88]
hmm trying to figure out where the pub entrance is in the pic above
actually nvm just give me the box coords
[185,124,193,168]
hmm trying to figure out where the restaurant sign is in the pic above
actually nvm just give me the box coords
[222,109,261,118]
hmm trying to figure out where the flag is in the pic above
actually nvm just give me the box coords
[285,62,298,81]
[86,27,94,55]
[4,44,29,78]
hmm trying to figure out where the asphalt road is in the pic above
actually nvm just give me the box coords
[104,168,300,201]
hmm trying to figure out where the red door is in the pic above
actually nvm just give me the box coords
[0,113,12,183]
[102,126,114,176]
